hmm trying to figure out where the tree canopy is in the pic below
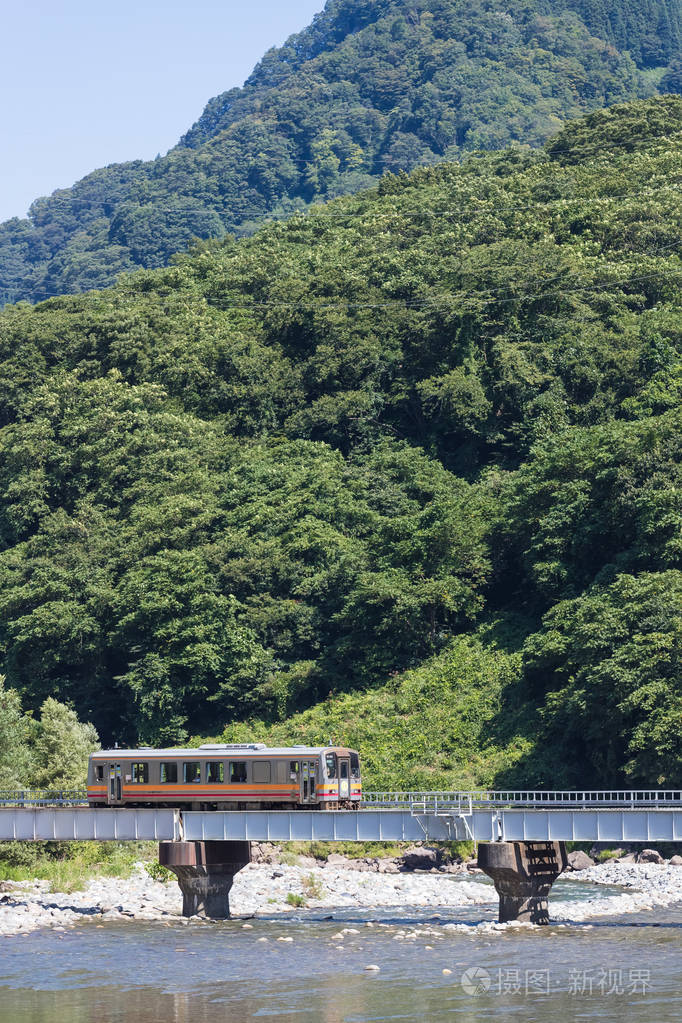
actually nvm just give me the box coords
[0,96,680,786]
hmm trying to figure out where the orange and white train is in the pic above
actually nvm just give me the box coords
[87,743,362,810]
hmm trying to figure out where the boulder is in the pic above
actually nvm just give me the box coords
[401,846,440,870]
[324,853,349,867]
[567,850,594,871]
[637,848,665,864]
[250,842,279,864]
[377,859,399,874]
[347,858,373,872]
[296,856,318,869]
[668,855,682,866]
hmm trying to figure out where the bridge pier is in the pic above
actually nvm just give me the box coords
[478,841,568,924]
[159,840,251,918]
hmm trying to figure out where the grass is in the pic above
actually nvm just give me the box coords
[286,892,306,907]
[301,872,324,899]
[144,861,174,884]
[596,849,623,863]
[0,841,156,893]
[273,840,475,862]
[212,636,534,792]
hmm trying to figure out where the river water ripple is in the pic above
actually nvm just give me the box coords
[1,879,681,1022]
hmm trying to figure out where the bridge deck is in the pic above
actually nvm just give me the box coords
[0,808,179,842]
[1,805,682,843]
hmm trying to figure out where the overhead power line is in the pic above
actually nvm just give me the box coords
[17,246,681,315]
[8,194,682,306]
[20,178,682,223]
[17,127,682,218]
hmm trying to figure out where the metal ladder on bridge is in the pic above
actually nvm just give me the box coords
[409,794,476,840]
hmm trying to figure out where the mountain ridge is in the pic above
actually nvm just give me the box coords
[2,0,681,305]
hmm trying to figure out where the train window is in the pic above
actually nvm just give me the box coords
[350,752,360,779]
[131,763,148,784]
[160,762,178,784]
[183,762,201,784]
[230,761,247,783]
[95,765,104,782]
[289,761,299,778]
[253,762,271,784]
[325,753,337,778]
[206,761,224,783]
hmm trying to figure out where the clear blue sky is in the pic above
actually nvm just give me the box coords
[1,0,325,222]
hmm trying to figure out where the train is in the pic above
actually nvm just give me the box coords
[87,743,362,809]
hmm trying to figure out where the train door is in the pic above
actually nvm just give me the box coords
[338,758,350,800]
[299,760,317,804]
[108,764,123,805]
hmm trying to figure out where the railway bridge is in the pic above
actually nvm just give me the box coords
[1,789,681,924]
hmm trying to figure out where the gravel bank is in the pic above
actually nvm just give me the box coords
[1,860,681,937]
[552,862,682,922]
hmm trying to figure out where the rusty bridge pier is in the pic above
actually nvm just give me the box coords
[159,840,251,918]
[477,841,569,924]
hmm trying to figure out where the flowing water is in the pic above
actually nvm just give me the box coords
[1,878,681,1023]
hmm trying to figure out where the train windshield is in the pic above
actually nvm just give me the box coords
[350,752,360,778]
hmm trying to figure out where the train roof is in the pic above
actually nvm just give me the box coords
[92,744,357,758]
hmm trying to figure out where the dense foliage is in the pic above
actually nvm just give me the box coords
[2,0,682,304]
[0,680,146,886]
[217,636,530,790]
[0,96,680,786]
[0,676,98,790]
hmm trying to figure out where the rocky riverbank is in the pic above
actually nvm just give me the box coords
[1,853,681,937]
[552,862,682,922]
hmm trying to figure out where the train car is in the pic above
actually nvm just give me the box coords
[87,743,362,810]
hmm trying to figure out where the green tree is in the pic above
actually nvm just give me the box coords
[30,698,99,790]
[522,572,682,786]
[0,676,33,788]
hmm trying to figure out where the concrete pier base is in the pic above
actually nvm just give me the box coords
[159,840,251,918]
[478,841,568,924]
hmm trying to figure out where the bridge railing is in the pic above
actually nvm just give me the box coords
[3,788,682,810]
[362,790,682,810]
[0,790,88,807]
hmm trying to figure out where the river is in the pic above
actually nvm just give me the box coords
[1,877,681,1022]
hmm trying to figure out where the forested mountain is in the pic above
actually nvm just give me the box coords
[0,97,680,788]
[2,0,682,305]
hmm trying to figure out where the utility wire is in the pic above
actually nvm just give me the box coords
[11,208,682,306]
[17,236,681,308]
[20,252,682,316]
[18,128,682,215]
[20,179,682,223]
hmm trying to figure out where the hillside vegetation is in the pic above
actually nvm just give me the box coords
[0,96,680,788]
[2,0,682,304]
